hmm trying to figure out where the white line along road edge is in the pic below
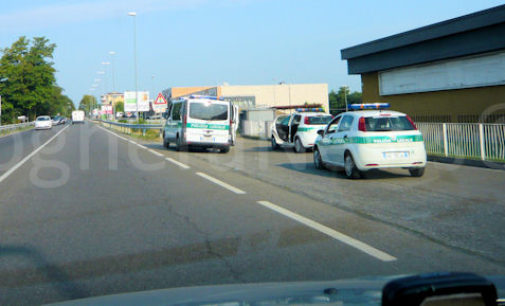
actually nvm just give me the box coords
[257,200,397,262]
[196,172,246,195]
[165,157,190,170]
[0,125,70,184]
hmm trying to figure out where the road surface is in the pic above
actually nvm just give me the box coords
[0,122,503,305]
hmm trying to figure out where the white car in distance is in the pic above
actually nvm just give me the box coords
[35,115,53,130]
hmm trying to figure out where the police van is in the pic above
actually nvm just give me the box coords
[271,108,333,153]
[162,95,238,153]
[313,103,427,178]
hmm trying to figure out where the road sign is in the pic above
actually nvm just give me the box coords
[153,93,168,113]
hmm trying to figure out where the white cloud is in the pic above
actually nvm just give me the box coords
[0,0,211,32]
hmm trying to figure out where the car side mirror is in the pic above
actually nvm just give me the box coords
[317,129,324,137]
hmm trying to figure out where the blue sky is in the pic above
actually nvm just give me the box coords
[1,0,503,106]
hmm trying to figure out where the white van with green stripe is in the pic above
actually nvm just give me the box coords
[162,95,237,153]
[313,103,427,179]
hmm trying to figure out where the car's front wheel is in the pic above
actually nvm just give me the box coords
[313,148,325,170]
[409,167,425,177]
[162,133,169,148]
[344,153,361,179]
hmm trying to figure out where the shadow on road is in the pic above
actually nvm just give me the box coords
[277,162,410,180]
[0,244,89,300]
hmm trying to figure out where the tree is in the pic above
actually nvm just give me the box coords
[115,101,124,113]
[328,87,362,115]
[78,95,98,115]
[0,36,72,123]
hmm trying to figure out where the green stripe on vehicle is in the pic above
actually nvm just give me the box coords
[298,127,318,132]
[186,123,229,130]
[317,134,423,146]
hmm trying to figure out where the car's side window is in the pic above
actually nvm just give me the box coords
[276,116,288,124]
[292,115,301,125]
[338,115,354,132]
[281,115,291,126]
[326,116,341,134]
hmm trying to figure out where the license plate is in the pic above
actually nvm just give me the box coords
[201,135,214,142]
[383,151,409,159]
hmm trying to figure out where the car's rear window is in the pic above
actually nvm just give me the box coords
[189,102,228,121]
[364,116,416,131]
[306,115,332,125]
[37,117,50,121]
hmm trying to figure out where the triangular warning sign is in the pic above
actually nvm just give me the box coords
[154,93,167,105]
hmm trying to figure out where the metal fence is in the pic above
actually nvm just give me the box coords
[417,122,505,162]
[0,122,34,135]
[100,120,162,136]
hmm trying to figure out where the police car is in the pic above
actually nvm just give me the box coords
[271,108,333,153]
[162,95,238,153]
[313,103,427,179]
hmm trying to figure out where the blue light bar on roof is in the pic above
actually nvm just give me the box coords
[295,108,324,112]
[189,95,224,101]
[349,103,390,110]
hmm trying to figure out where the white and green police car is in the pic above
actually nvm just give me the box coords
[162,95,238,153]
[271,108,333,153]
[313,103,427,179]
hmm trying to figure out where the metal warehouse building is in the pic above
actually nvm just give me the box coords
[341,4,505,123]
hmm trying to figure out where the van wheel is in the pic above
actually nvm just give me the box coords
[220,146,230,153]
[294,138,305,153]
[344,153,361,179]
[409,167,425,177]
[162,133,169,148]
[175,136,184,151]
[271,136,279,150]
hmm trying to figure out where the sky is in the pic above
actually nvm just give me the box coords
[1,0,503,107]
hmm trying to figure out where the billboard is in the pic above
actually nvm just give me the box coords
[124,91,150,112]
[101,105,113,115]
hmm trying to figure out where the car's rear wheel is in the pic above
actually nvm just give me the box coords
[175,135,184,151]
[313,148,325,170]
[409,167,425,177]
[294,137,306,153]
[344,153,361,179]
[271,136,279,150]
[220,146,230,153]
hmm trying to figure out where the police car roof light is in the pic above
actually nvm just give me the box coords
[189,95,224,101]
[295,108,324,112]
[349,103,390,110]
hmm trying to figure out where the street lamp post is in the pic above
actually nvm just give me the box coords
[109,51,116,92]
[344,86,349,112]
[128,12,139,121]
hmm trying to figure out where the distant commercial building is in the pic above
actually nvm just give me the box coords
[101,92,124,109]
[341,5,505,123]
[163,83,329,112]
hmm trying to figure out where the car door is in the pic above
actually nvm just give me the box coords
[319,115,341,162]
[333,115,355,164]
[276,115,291,142]
[290,114,301,143]
[165,102,182,141]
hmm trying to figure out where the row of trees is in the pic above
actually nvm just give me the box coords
[329,86,362,115]
[0,36,74,124]
[77,95,124,116]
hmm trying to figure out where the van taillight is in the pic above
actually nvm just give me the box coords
[358,117,367,132]
[304,116,310,124]
[406,115,417,130]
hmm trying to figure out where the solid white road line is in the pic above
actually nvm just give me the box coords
[256,200,397,262]
[165,157,190,169]
[0,125,70,184]
[128,140,136,144]
[136,143,147,149]
[195,172,246,194]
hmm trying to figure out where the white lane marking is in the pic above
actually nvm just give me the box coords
[0,125,70,184]
[97,125,128,141]
[148,149,164,157]
[129,140,136,144]
[195,172,246,194]
[165,157,190,170]
[256,200,397,262]
[136,143,147,149]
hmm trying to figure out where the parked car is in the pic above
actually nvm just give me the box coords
[313,103,427,179]
[35,115,53,130]
[271,108,333,153]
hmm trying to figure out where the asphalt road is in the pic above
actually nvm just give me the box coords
[0,122,504,305]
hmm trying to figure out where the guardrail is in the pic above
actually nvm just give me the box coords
[0,122,34,135]
[99,120,162,136]
[417,122,505,162]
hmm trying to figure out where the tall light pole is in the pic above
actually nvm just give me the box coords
[343,85,349,112]
[108,51,116,92]
[128,11,139,120]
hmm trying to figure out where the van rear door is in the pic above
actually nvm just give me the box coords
[186,100,230,145]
